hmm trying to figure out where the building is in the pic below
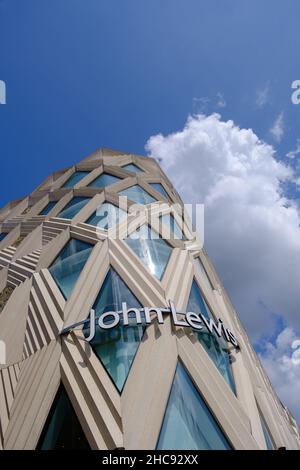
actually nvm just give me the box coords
[0,147,299,450]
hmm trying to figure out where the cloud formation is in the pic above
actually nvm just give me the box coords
[286,139,300,159]
[260,327,300,423]
[270,111,284,142]
[146,113,300,421]
[255,82,270,109]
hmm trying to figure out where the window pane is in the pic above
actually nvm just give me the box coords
[39,201,57,215]
[150,182,170,201]
[49,238,93,299]
[187,280,236,393]
[63,171,89,188]
[37,385,89,450]
[125,225,172,280]
[84,269,144,392]
[119,185,156,205]
[157,362,231,450]
[161,213,186,240]
[122,163,142,173]
[86,202,127,230]
[88,173,121,188]
[0,233,7,241]
[58,197,90,219]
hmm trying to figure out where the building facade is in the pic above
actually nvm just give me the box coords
[0,147,299,450]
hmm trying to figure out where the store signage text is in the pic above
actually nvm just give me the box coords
[63,301,239,349]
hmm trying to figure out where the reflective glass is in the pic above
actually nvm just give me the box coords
[161,213,186,240]
[39,201,57,215]
[58,196,90,219]
[37,385,89,450]
[122,163,142,173]
[259,410,274,450]
[125,225,172,280]
[187,280,236,393]
[150,182,170,201]
[88,173,121,188]
[63,171,89,188]
[49,238,93,299]
[157,362,231,450]
[84,269,145,392]
[86,202,127,230]
[119,185,156,205]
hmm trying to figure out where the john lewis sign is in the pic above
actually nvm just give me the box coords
[62,301,239,349]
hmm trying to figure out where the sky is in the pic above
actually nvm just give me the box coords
[1,1,300,424]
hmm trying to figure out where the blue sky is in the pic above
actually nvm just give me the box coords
[0,0,300,205]
[1,0,300,423]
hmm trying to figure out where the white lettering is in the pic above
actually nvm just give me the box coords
[98,311,120,329]
[291,80,300,105]
[186,312,203,330]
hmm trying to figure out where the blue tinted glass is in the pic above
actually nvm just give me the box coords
[84,269,144,392]
[157,362,231,450]
[58,197,90,219]
[161,213,186,240]
[125,225,172,280]
[86,202,127,230]
[187,281,236,393]
[49,238,93,299]
[63,171,89,188]
[37,385,89,450]
[122,163,142,173]
[88,173,121,188]
[39,201,57,215]
[119,185,156,205]
[260,412,274,450]
[0,233,7,241]
[150,183,170,200]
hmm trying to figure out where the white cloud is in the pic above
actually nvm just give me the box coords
[216,92,226,108]
[286,139,300,159]
[270,112,284,142]
[192,97,210,113]
[260,327,300,424]
[256,82,270,109]
[146,113,300,421]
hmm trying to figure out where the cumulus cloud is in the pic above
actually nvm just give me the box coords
[146,113,300,420]
[270,112,285,142]
[260,327,300,424]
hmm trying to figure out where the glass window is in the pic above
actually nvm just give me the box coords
[150,182,170,201]
[157,362,231,450]
[160,213,186,240]
[187,280,236,393]
[49,238,93,299]
[125,225,172,280]
[122,163,142,173]
[63,171,89,188]
[119,185,156,205]
[37,385,89,450]
[0,233,7,241]
[259,410,275,450]
[195,257,214,290]
[88,173,121,189]
[39,201,57,216]
[58,196,90,219]
[84,269,145,392]
[86,202,127,230]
